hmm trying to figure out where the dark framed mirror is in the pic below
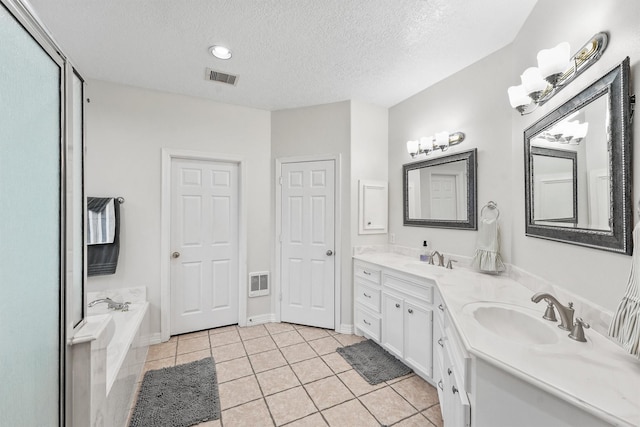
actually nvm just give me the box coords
[524,57,633,254]
[403,148,477,229]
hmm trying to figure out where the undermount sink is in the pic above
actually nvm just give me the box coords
[463,302,560,346]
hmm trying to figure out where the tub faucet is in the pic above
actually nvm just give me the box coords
[531,292,574,331]
[88,297,130,311]
[430,251,445,267]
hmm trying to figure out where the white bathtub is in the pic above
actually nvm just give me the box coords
[73,289,150,427]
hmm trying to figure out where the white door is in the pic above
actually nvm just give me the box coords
[281,160,335,329]
[170,158,239,335]
[430,174,458,219]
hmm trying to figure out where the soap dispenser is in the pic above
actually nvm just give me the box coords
[420,240,430,262]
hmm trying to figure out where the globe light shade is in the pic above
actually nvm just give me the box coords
[508,85,531,108]
[407,140,419,155]
[537,42,571,81]
[521,67,548,96]
[435,131,449,148]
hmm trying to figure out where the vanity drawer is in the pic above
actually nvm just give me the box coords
[355,306,381,342]
[355,280,381,312]
[383,273,433,304]
[354,262,381,285]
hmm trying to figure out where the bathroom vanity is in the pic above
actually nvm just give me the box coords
[353,251,640,427]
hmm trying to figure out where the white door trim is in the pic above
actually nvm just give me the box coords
[275,154,342,331]
[161,148,247,342]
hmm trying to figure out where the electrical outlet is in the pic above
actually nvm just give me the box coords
[390,233,396,244]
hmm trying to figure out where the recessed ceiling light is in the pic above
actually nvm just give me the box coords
[210,45,232,60]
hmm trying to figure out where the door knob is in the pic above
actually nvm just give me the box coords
[326,250,333,256]
[171,251,181,259]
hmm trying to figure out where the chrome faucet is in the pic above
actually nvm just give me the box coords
[88,297,130,311]
[430,251,445,267]
[531,292,574,331]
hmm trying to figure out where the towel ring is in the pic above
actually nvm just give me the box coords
[481,201,500,219]
[116,197,125,204]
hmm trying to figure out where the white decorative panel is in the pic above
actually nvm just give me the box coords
[212,260,230,308]
[311,196,326,244]
[212,170,230,187]
[311,170,326,187]
[289,171,303,188]
[182,196,202,245]
[358,180,388,235]
[211,196,231,244]
[288,259,303,306]
[288,196,303,243]
[182,168,202,186]
[182,262,202,313]
[310,259,325,308]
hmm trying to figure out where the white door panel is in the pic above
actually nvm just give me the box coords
[281,160,335,329]
[171,159,239,335]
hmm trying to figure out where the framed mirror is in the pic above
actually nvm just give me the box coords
[403,148,477,229]
[524,57,632,254]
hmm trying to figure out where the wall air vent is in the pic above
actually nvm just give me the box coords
[249,272,269,297]
[205,68,238,86]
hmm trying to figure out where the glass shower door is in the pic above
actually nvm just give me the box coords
[0,2,64,425]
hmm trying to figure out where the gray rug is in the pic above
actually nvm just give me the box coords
[129,357,220,427]
[337,339,412,385]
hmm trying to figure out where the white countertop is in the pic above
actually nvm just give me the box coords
[353,252,640,427]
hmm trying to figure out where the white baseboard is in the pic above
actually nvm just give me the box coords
[148,332,162,345]
[246,313,276,326]
[337,323,354,334]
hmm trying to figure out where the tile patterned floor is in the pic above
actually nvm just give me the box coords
[131,323,443,427]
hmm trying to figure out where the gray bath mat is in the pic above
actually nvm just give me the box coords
[129,357,220,427]
[337,339,412,385]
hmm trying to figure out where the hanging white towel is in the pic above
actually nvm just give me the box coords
[471,217,506,273]
[87,198,116,245]
[609,222,640,358]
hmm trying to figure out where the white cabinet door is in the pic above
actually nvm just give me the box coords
[382,292,404,358]
[404,300,433,378]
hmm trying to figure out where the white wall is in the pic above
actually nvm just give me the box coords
[510,0,640,310]
[85,80,272,336]
[389,0,640,312]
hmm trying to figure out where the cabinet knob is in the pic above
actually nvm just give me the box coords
[363,270,371,275]
[437,338,444,347]
[438,380,444,391]
[408,308,414,314]
[452,385,459,395]
[447,368,452,376]
[363,319,371,326]
[438,304,445,311]
[363,293,371,298]
[171,251,181,259]
[395,303,400,308]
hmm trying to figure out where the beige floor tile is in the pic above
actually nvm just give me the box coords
[146,341,177,361]
[177,335,211,355]
[221,398,274,426]
[195,420,222,427]
[272,330,305,348]
[422,404,443,427]
[307,336,342,355]
[167,335,178,343]
[244,335,277,355]
[290,357,334,384]
[284,412,328,427]
[386,373,415,385]
[321,353,351,374]
[265,322,296,335]
[332,333,366,347]
[304,376,354,410]
[257,365,301,396]
[395,413,434,426]
[142,356,175,374]
[238,324,269,340]
[391,375,439,411]
[209,330,241,348]
[211,342,247,362]
[215,356,254,383]
[321,399,378,427]
[218,375,262,409]
[178,330,210,340]
[249,349,288,373]
[176,349,210,365]
[265,386,317,426]
[280,342,318,364]
[337,369,386,396]
[359,387,418,425]
[297,327,331,342]
[209,324,238,335]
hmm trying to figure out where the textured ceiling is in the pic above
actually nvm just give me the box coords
[26,0,537,110]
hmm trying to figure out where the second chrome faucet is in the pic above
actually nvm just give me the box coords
[531,292,590,342]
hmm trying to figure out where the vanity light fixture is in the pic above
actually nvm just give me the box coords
[540,119,589,145]
[406,131,465,158]
[210,45,232,60]
[508,32,608,115]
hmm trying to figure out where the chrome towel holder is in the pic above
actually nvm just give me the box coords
[481,201,499,219]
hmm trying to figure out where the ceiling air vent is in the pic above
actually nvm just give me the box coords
[205,68,238,86]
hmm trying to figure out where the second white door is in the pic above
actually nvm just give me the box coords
[281,160,335,329]
[170,158,239,335]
